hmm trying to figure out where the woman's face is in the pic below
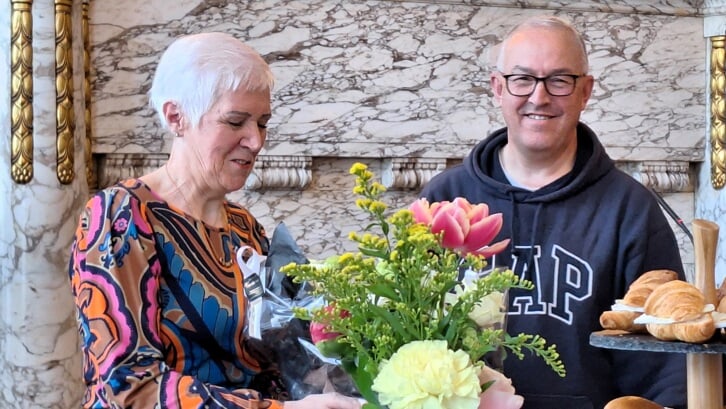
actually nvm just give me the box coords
[184,87,271,193]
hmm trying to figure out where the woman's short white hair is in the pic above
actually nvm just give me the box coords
[496,15,589,74]
[149,32,275,130]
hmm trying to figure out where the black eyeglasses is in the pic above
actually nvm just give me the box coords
[501,73,583,97]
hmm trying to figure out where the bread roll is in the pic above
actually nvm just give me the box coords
[604,396,664,409]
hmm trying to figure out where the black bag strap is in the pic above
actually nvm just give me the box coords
[164,272,240,366]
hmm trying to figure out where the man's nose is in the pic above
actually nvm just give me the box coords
[528,79,552,103]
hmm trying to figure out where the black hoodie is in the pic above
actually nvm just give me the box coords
[421,123,686,409]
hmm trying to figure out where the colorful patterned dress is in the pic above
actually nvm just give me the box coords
[69,179,284,409]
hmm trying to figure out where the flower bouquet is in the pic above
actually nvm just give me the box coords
[281,163,565,409]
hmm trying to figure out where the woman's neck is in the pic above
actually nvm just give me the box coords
[142,164,227,228]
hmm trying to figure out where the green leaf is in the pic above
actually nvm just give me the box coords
[367,303,418,341]
[444,314,460,343]
[368,283,400,301]
[315,339,353,359]
[342,355,380,406]
[359,246,389,259]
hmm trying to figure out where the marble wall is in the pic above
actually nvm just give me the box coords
[90,0,704,277]
[0,1,715,407]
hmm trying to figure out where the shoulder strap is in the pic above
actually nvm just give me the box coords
[164,272,241,366]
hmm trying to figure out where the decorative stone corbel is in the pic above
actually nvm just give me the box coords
[380,157,448,190]
[96,153,168,190]
[244,155,312,190]
[623,160,692,193]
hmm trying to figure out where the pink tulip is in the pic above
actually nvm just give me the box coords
[410,198,510,257]
[478,365,524,409]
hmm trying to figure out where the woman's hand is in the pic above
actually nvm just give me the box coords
[283,392,363,409]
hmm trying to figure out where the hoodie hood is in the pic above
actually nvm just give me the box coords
[464,122,614,203]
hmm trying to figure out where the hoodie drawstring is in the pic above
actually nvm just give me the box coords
[506,189,544,281]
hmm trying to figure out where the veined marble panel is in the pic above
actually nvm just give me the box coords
[89,1,705,166]
[704,0,726,16]
[395,1,702,15]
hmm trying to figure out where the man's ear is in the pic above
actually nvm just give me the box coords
[162,101,184,135]
[490,72,505,105]
[578,75,595,111]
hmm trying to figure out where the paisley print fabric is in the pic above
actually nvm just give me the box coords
[69,179,283,409]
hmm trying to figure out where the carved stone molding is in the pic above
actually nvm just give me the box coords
[244,155,312,190]
[619,160,693,193]
[381,157,447,191]
[96,153,167,190]
[96,153,314,191]
[95,154,693,194]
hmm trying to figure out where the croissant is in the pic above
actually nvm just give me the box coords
[644,280,706,322]
[599,311,645,333]
[604,396,664,409]
[646,313,716,343]
[642,280,716,343]
[622,269,679,307]
[599,270,678,333]
[718,296,726,314]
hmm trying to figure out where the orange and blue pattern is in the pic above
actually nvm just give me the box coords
[69,179,283,409]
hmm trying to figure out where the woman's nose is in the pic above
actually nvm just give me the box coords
[242,123,265,152]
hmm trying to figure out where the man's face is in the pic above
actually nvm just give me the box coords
[490,27,594,154]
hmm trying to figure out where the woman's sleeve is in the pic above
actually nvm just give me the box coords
[68,188,283,409]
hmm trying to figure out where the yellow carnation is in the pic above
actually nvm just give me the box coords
[371,340,481,409]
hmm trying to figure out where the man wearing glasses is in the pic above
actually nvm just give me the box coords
[420,15,686,409]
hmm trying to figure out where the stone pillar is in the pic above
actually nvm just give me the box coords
[1,0,88,407]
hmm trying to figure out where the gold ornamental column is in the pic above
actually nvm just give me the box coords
[10,0,33,184]
[1,0,89,407]
[710,35,726,189]
[56,0,75,184]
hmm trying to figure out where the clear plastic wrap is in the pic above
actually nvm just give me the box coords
[240,222,357,400]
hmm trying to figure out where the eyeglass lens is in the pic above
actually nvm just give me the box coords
[505,75,578,96]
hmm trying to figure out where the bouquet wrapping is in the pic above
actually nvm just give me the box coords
[239,222,358,400]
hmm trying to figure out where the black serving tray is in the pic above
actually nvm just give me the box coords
[590,330,726,354]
